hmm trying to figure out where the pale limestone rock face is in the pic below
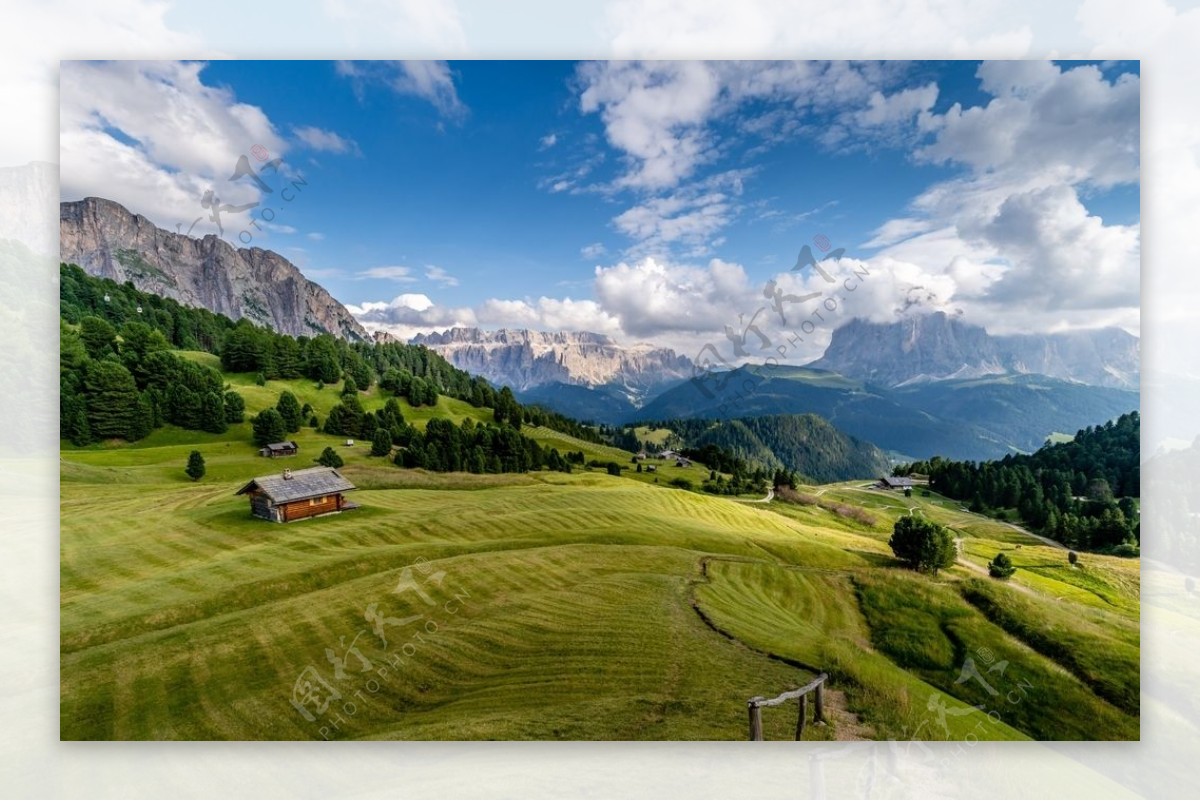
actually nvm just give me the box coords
[411,327,695,397]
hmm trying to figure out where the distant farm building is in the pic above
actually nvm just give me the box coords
[876,476,916,490]
[236,466,358,523]
[658,449,678,459]
[676,457,692,467]
[645,464,657,473]
[259,440,299,458]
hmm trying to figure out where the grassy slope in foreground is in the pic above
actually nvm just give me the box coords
[60,359,1138,740]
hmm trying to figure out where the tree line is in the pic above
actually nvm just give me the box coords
[60,317,237,445]
[60,264,608,447]
[896,411,1140,554]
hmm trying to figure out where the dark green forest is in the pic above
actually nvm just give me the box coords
[59,264,591,474]
[620,414,890,484]
[897,411,1140,553]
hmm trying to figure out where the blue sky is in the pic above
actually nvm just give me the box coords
[60,59,1140,359]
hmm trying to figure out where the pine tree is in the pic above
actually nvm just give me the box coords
[276,390,303,433]
[200,391,228,434]
[371,428,393,457]
[82,360,141,440]
[251,408,288,446]
[185,450,206,481]
[224,390,246,423]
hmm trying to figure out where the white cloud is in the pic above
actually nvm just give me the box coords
[358,265,418,282]
[336,60,466,119]
[612,169,749,258]
[60,61,288,231]
[540,133,558,149]
[425,265,459,287]
[916,61,1139,188]
[307,232,325,241]
[580,242,608,260]
[855,60,1141,335]
[293,125,360,155]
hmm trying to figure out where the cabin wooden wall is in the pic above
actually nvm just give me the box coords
[279,494,341,522]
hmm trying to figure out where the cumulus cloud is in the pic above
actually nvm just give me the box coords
[293,125,360,155]
[916,61,1139,188]
[60,61,288,232]
[539,133,558,149]
[860,60,1140,335]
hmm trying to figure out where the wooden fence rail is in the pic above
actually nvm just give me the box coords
[747,673,828,740]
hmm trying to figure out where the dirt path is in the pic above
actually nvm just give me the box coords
[740,487,775,504]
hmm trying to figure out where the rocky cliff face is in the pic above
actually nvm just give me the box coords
[411,327,695,397]
[809,312,1139,389]
[60,197,369,341]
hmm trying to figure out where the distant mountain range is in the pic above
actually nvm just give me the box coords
[60,197,369,341]
[57,196,1138,463]
[809,312,1139,390]
[411,327,694,405]
[637,364,1138,461]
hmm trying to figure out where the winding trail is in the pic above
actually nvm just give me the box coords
[740,487,775,504]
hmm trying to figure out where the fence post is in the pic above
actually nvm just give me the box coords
[795,693,808,740]
[748,697,764,741]
[814,676,826,724]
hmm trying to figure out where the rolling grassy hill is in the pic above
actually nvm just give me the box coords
[60,359,1140,741]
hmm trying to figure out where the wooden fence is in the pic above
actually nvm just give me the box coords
[746,673,828,740]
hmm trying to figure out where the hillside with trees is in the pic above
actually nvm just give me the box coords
[60,264,604,452]
[621,414,889,484]
[897,411,1140,553]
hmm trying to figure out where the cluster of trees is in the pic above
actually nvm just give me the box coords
[62,264,611,448]
[627,414,886,484]
[896,412,1140,553]
[60,263,232,352]
[61,317,242,445]
[392,418,573,475]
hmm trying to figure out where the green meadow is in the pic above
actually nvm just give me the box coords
[60,361,1140,740]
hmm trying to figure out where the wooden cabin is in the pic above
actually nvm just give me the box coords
[259,440,299,458]
[235,466,358,523]
[876,476,916,490]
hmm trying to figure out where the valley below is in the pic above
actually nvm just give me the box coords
[60,359,1140,741]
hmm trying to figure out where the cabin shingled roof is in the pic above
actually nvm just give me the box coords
[236,466,356,503]
[263,441,298,451]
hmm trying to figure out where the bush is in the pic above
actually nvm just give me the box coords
[316,446,344,468]
[606,462,622,476]
[987,552,1016,579]
[889,516,956,574]
[1068,550,1078,567]
[1111,542,1139,558]
[668,477,693,491]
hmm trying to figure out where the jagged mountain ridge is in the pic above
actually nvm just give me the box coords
[411,327,695,400]
[60,197,369,341]
[808,312,1139,389]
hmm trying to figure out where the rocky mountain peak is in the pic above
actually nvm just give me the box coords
[809,313,1139,389]
[60,197,369,342]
